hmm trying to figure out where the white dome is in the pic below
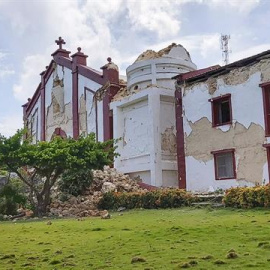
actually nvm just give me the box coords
[126,43,197,92]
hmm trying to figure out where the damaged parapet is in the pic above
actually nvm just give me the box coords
[127,43,197,93]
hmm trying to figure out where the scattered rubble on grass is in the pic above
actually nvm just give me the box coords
[49,166,146,218]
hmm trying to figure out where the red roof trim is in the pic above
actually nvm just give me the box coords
[173,65,221,81]
[178,49,270,85]
[55,56,72,69]
[23,54,106,114]
[25,83,41,117]
[78,65,105,85]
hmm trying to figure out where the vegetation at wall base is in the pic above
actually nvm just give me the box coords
[223,185,270,208]
[0,130,116,217]
[0,179,27,215]
[98,189,196,210]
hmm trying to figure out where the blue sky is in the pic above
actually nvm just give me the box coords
[0,0,269,136]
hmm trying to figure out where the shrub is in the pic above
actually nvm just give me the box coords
[0,181,27,215]
[98,189,195,210]
[223,185,270,208]
[59,169,93,196]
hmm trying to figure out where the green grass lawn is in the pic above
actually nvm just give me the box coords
[1,208,270,269]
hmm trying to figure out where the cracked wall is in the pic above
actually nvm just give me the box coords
[79,94,87,136]
[161,127,177,154]
[160,98,177,160]
[45,65,73,140]
[121,99,150,158]
[182,58,270,191]
[46,102,73,140]
[186,117,266,184]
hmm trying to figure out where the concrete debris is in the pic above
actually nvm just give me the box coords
[134,43,189,63]
[112,86,129,101]
[49,166,146,218]
[100,210,111,219]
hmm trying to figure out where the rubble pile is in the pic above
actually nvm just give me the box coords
[49,166,146,217]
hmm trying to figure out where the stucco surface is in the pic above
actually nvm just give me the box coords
[185,117,266,184]
[46,102,73,140]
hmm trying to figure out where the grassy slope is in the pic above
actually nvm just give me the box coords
[1,208,270,269]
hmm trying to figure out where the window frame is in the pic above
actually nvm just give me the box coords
[211,148,236,180]
[263,143,270,182]
[208,94,232,127]
[261,83,270,136]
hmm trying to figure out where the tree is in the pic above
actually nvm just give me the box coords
[0,131,115,217]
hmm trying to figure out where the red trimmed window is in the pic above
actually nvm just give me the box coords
[211,149,236,180]
[209,94,232,127]
[262,84,270,136]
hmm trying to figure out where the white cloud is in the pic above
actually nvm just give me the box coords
[13,54,47,101]
[0,68,15,78]
[126,0,181,39]
[230,43,270,63]
[0,113,23,137]
[0,0,266,104]
[10,0,125,102]
[206,0,260,13]
[0,51,15,79]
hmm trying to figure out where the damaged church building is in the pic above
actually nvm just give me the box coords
[23,37,270,192]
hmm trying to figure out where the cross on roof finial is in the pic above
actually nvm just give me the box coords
[55,37,65,50]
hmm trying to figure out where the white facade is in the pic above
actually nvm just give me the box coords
[111,44,196,186]
[181,57,270,192]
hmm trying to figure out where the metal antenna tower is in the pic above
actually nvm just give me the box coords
[220,34,231,65]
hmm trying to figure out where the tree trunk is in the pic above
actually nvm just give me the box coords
[36,188,51,217]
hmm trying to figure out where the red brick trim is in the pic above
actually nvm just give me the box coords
[138,182,158,191]
[211,148,236,180]
[263,144,270,182]
[101,64,119,142]
[40,73,46,141]
[261,83,270,136]
[53,127,67,139]
[54,56,72,70]
[25,84,41,117]
[263,144,270,148]
[175,86,186,189]
[78,65,105,85]
[72,66,79,139]
[208,94,232,127]
[259,81,270,87]
[208,93,231,102]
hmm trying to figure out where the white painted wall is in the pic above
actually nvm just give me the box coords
[186,156,254,192]
[111,88,178,187]
[27,96,41,143]
[44,65,73,139]
[45,66,73,108]
[78,74,102,140]
[127,57,196,92]
[111,45,197,187]
[78,74,101,97]
[184,72,264,128]
[183,71,269,192]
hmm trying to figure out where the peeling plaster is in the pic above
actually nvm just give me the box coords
[206,77,217,95]
[185,117,266,184]
[184,72,265,129]
[161,127,177,153]
[46,101,73,140]
[79,94,87,135]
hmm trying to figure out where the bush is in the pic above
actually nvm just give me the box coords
[0,181,27,215]
[98,189,195,210]
[58,169,93,196]
[223,185,270,208]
